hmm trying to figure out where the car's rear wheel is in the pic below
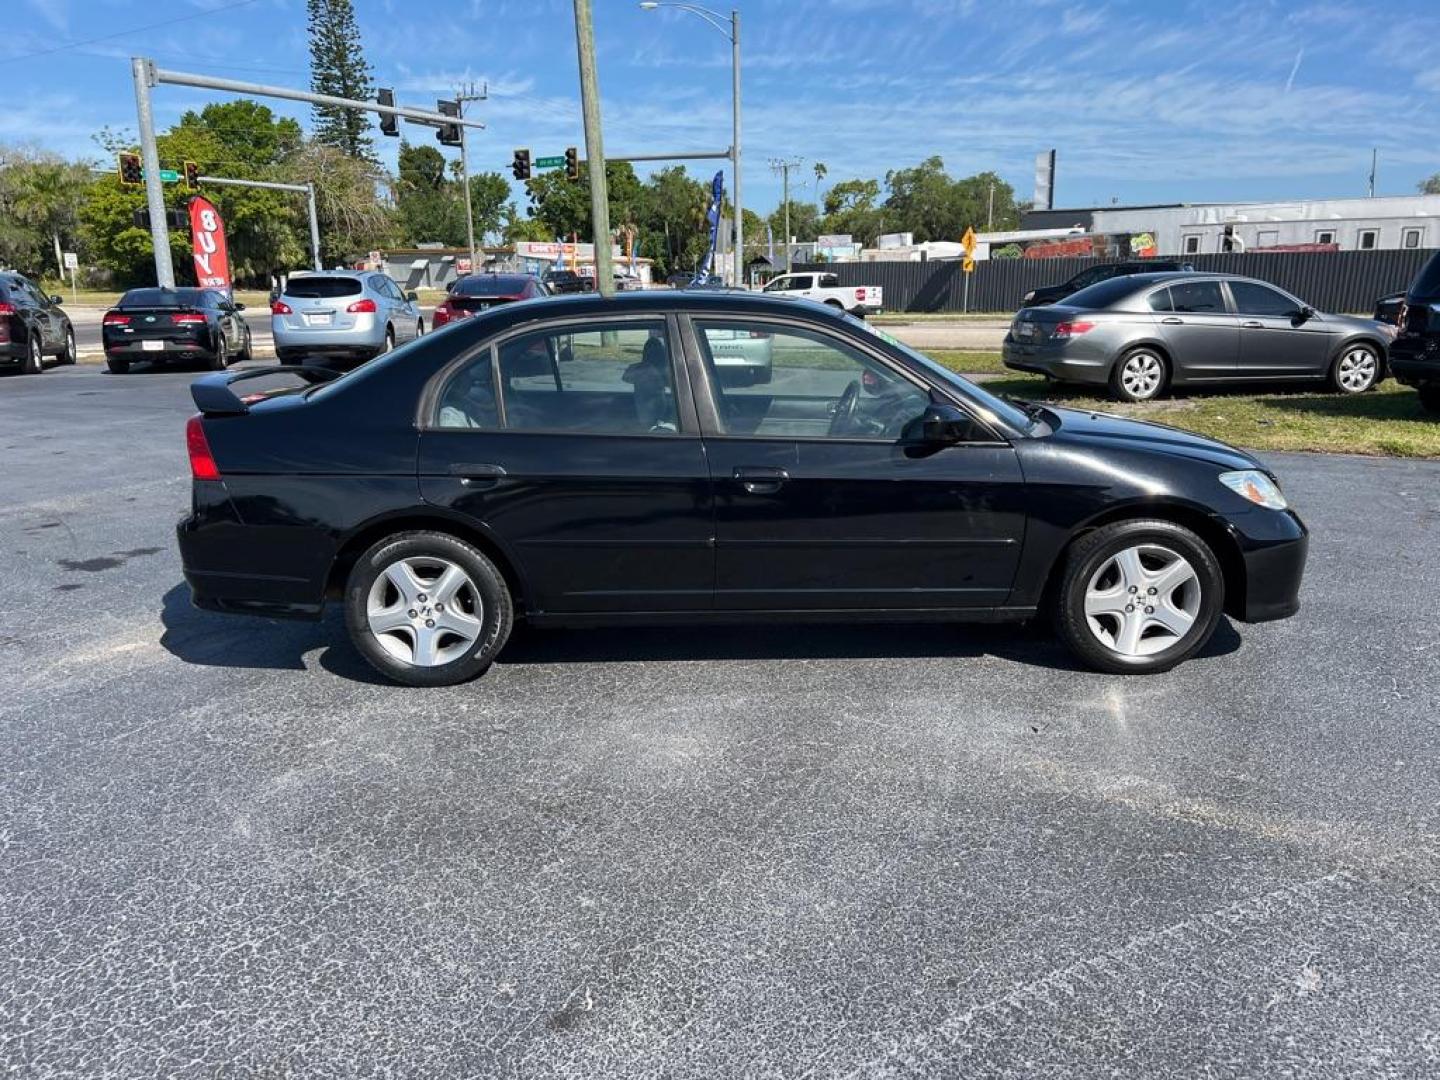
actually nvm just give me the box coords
[345,531,514,687]
[1330,343,1380,394]
[416,318,425,338]
[22,332,43,374]
[236,329,253,364]
[61,326,77,364]
[209,334,228,371]
[1419,385,1440,414]
[1110,347,1168,402]
[383,325,395,353]
[106,355,130,374]
[1054,519,1225,674]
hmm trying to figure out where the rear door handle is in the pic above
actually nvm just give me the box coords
[450,463,507,487]
[733,466,788,494]
[1160,317,1183,325]
[1242,321,1264,329]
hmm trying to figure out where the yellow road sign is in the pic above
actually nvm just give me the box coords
[961,226,977,256]
[963,256,976,273]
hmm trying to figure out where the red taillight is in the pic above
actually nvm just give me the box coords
[0,302,15,315]
[1053,320,1096,338]
[186,416,221,481]
[271,300,292,315]
[171,312,206,324]
[103,312,130,326]
[346,298,377,313]
[432,303,451,328]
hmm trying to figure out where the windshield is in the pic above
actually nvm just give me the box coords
[846,315,1033,432]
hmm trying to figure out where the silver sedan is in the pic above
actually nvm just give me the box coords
[1003,272,1391,402]
[272,271,425,366]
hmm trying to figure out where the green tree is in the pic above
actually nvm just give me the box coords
[502,211,553,244]
[769,199,821,244]
[1421,173,1440,195]
[2,150,91,278]
[819,178,884,246]
[525,160,642,243]
[634,165,709,278]
[287,140,395,261]
[878,157,1020,241]
[307,0,375,159]
[466,172,513,243]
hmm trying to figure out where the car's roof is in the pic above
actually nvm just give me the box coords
[505,289,821,314]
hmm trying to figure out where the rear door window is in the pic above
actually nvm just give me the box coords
[819,274,841,288]
[1168,281,1226,314]
[1147,289,1172,312]
[285,276,363,299]
[1229,282,1298,317]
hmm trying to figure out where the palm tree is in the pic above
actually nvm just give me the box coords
[813,161,828,207]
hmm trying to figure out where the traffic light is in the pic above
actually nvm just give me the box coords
[565,146,580,181]
[511,148,531,181]
[118,152,142,186]
[183,161,200,190]
[435,99,461,147]
[378,88,398,137]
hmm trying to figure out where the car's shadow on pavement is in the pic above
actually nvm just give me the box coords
[161,582,1242,680]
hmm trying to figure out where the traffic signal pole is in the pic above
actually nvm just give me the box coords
[130,58,484,289]
[195,175,322,271]
[131,58,175,288]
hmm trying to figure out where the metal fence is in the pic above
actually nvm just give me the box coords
[794,248,1437,314]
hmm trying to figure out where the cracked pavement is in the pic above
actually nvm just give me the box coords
[2,365,1438,1077]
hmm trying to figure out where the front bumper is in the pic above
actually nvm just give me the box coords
[1232,509,1308,623]
[1002,338,1111,385]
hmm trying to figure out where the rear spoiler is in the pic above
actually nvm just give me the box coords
[190,365,341,416]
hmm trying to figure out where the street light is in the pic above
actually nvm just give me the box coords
[640,1,743,286]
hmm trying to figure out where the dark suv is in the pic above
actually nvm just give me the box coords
[542,269,593,294]
[1021,260,1194,308]
[1388,252,1440,413]
[0,272,76,374]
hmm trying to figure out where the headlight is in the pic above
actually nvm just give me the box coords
[1219,469,1288,510]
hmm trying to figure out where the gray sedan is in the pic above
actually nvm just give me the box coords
[272,271,425,366]
[1003,272,1391,402]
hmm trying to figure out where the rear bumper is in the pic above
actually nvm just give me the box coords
[1233,510,1308,623]
[105,339,218,361]
[1388,337,1440,386]
[1002,339,1111,385]
[272,314,384,354]
[176,481,328,621]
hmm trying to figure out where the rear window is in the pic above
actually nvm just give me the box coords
[1408,252,1440,301]
[284,276,363,299]
[454,275,532,297]
[118,288,204,308]
[1063,276,1147,310]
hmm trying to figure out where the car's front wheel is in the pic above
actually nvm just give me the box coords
[1054,519,1225,674]
[61,326,77,364]
[1330,343,1380,394]
[344,531,514,687]
[1110,347,1168,402]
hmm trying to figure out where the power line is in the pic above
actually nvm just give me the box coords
[2,0,264,63]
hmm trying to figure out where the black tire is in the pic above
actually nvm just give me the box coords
[208,334,228,371]
[60,325,77,364]
[344,531,514,687]
[21,331,43,374]
[383,325,395,353]
[1109,347,1169,402]
[1419,385,1440,414]
[236,329,253,364]
[416,318,425,338]
[1328,342,1381,394]
[106,355,130,374]
[1053,518,1225,675]
[824,299,845,311]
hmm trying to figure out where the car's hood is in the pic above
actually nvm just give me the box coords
[1040,404,1259,471]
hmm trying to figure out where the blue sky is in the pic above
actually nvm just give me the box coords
[6,0,1440,218]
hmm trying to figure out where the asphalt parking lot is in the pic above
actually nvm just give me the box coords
[3,362,1439,1077]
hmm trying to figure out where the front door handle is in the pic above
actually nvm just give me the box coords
[1241,321,1264,329]
[1160,316,1183,325]
[450,463,507,487]
[733,466,788,494]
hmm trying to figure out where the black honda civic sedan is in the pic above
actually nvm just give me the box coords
[177,291,1307,686]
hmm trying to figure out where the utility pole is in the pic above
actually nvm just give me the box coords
[457,82,488,273]
[730,8,742,287]
[987,182,995,231]
[573,0,614,297]
[1368,148,1378,198]
[769,157,802,273]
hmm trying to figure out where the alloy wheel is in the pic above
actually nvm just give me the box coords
[1083,543,1200,657]
[1120,352,1164,399]
[1336,346,1378,392]
[365,555,484,667]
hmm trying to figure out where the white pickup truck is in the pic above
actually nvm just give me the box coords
[761,271,883,316]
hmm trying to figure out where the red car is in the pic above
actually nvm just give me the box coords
[431,274,549,328]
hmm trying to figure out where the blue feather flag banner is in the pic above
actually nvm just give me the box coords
[695,170,725,283]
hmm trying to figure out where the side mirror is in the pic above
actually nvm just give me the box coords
[49,294,64,305]
[1294,305,1315,321]
[232,302,246,311]
[918,402,975,444]
[406,290,418,301]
